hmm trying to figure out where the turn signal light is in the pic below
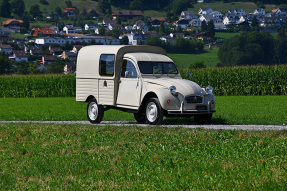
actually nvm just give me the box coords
[167,100,171,104]
[211,100,215,104]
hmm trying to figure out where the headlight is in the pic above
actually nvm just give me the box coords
[205,85,213,94]
[169,85,177,95]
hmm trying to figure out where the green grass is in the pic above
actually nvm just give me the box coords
[0,123,286,190]
[0,96,287,125]
[215,32,240,40]
[143,10,166,18]
[169,48,219,69]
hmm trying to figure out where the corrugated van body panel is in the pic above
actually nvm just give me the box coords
[76,78,98,102]
[99,79,114,105]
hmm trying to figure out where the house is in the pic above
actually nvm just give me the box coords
[150,17,166,27]
[61,51,77,60]
[49,46,64,55]
[251,8,265,15]
[239,15,264,24]
[112,10,143,20]
[71,45,83,54]
[64,62,76,74]
[65,8,77,18]
[174,19,189,30]
[196,31,214,40]
[42,25,59,34]
[198,8,214,15]
[180,11,198,21]
[199,15,222,24]
[273,8,287,14]
[227,9,246,16]
[122,31,148,45]
[102,20,116,26]
[31,28,56,37]
[85,9,102,19]
[1,19,23,31]
[160,33,184,45]
[63,26,82,34]
[189,18,201,27]
[0,27,14,35]
[42,55,57,65]
[223,15,240,25]
[85,23,99,31]
[46,12,61,20]
[34,37,66,46]
[9,50,28,62]
[261,16,284,27]
[0,34,13,43]
[108,24,124,31]
[24,45,43,55]
[209,11,223,18]
[133,20,149,31]
[0,44,13,55]
[214,23,227,30]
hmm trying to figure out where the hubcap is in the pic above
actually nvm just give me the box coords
[88,102,98,120]
[146,102,158,122]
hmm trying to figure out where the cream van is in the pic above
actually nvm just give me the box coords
[76,45,215,125]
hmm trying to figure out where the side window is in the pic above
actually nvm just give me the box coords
[99,54,115,76]
[121,59,138,78]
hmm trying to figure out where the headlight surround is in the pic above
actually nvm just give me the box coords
[169,85,177,96]
[205,85,213,94]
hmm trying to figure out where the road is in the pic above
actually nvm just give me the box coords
[1,121,287,131]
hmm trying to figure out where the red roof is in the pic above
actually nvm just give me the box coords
[2,19,23,26]
[65,8,76,13]
[151,17,166,22]
[31,28,55,36]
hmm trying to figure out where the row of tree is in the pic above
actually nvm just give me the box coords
[218,30,287,66]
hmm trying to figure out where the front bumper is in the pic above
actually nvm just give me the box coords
[167,101,216,115]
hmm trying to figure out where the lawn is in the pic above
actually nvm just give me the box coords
[169,48,219,69]
[0,96,286,125]
[0,123,286,190]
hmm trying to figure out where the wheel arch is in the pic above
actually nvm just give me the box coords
[139,92,158,112]
[85,95,96,103]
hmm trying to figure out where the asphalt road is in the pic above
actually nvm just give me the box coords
[1,121,287,131]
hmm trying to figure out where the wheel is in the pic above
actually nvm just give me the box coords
[134,112,146,124]
[194,114,212,124]
[145,98,164,125]
[87,98,104,124]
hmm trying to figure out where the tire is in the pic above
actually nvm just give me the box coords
[194,114,212,124]
[134,112,146,124]
[87,98,104,124]
[145,98,164,125]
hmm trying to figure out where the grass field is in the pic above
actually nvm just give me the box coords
[0,123,286,190]
[169,49,219,69]
[0,96,286,125]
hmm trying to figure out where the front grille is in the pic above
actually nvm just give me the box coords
[185,95,203,104]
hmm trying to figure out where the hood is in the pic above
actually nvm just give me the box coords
[144,78,204,96]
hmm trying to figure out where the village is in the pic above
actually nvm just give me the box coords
[0,6,286,74]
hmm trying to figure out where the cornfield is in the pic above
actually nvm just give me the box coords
[184,65,287,96]
[0,65,286,98]
[0,74,75,98]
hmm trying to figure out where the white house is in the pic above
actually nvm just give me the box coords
[209,11,223,18]
[198,8,214,15]
[227,9,246,16]
[199,15,222,24]
[63,26,82,34]
[180,11,198,20]
[189,18,201,27]
[251,8,265,15]
[174,19,189,29]
[223,15,240,25]
[34,37,66,45]
[133,20,149,31]
[9,50,28,62]
[85,23,99,31]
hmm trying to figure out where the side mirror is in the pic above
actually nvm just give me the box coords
[125,71,130,78]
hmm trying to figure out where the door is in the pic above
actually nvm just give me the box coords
[116,59,142,107]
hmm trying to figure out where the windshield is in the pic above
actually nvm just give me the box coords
[138,62,178,75]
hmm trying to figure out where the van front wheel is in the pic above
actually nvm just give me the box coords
[87,99,104,124]
[145,98,164,125]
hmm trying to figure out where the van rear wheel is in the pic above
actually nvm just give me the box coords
[87,98,104,124]
[145,98,164,125]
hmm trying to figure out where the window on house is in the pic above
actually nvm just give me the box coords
[99,54,115,76]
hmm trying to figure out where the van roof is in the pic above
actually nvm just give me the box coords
[124,53,173,62]
[76,45,167,78]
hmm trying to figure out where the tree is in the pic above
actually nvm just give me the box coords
[159,21,165,36]
[116,15,121,25]
[65,0,72,8]
[12,0,25,17]
[98,0,111,15]
[98,26,106,35]
[30,4,42,18]
[130,0,144,11]
[0,55,11,75]
[47,60,65,74]
[172,0,190,15]
[121,36,129,45]
[201,20,207,31]
[22,11,30,30]
[40,0,49,5]
[55,6,62,16]
[207,20,215,35]
[15,61,29,74]
[274,29,287,64]
[251,16,258,28]
[0,0,12,18]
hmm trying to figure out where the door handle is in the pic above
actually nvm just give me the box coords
[118,80,121,83]
[103,81,107,87]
